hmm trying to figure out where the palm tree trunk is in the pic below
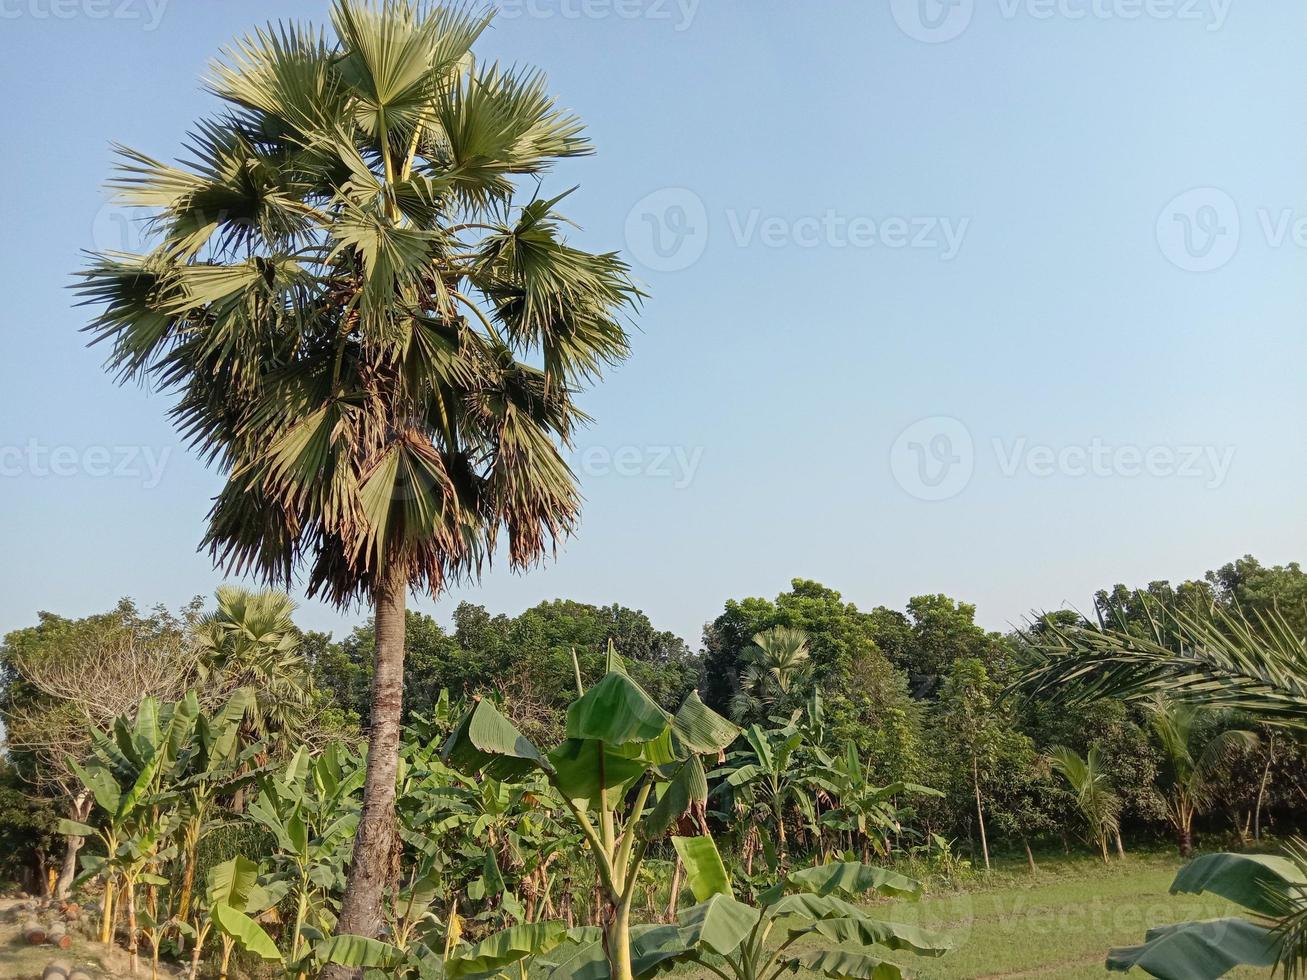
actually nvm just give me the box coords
[1114,829,1126,859]
[1023,836,1037,874]
[972,757,991,871]
[327,567,408,974]
[1254,732,1276,841]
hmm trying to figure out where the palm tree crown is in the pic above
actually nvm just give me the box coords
[731,626,810,720]
[192,586,312,744]
[77,0,640,606]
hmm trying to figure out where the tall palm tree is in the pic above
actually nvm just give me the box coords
[76,0,638,949]
[730,626,810,721]
[1048,745,1120,864]
[1148,699,1259,857]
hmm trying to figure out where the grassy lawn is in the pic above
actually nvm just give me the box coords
[880,849,1263,979]
[677,848,1266,980]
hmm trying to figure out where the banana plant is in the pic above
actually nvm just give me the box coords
[246,743,364,978]
[446,921,602,980]
[173,687,265,932]
[64,693,199,951]
[1107,845,1307,978]
[808,742,942,862]
[442,648,740,980]
[180,856,289,980]
[538,835,950,980]
[711,719,810,863]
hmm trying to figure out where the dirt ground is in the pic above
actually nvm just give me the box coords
[0,897,186,980]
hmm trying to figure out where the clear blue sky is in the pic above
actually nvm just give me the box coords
[2,0,1305,646]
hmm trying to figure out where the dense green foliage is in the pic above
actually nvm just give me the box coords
[1,554,1305,978]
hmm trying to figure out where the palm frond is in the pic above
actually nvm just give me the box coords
[1013,599,1307,729]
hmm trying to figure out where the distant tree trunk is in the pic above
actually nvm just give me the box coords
[666,858,683,923]
[1023,837,1037,874]
[1114,829,1126,860]
[325,567,408,979]
[972,758,991,871]
[1254,733,1276,842]
[55,792,91,899]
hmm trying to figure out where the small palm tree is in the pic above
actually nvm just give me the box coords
[76,0,639,947]
[1049,745,1120,864]
[1148,699,1259,857]
[192,586,311,745]
[730,626,810,721]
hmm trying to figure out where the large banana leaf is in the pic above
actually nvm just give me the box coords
[785,863,922,901]
[1168,852,1307,917]
[807,916,949,956]
[58,819,99,838]
[316,935,404,970]
[676,894,760,955]
[70,759,121,815]
[206,856,259,909]
[443,699,545,780]
[631,923,701,976]
[445,921,568,978]
[671,693,740,756]
[211,903,282,962]
[1106,918,1281,978]
[538,937,609,980]
[547,738,646,807]
[782,950,904,980]
[566,672,670,747]
[673,835,732,901]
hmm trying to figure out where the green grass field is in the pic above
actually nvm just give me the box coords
[883,850,1261,979]
[681,849,1265,980]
